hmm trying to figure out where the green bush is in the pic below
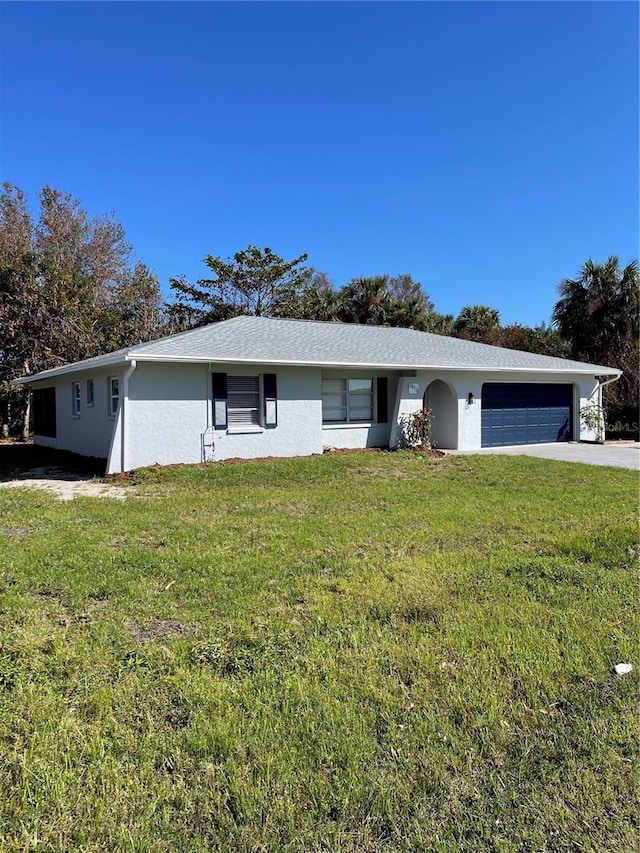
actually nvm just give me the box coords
[399,406,434,449]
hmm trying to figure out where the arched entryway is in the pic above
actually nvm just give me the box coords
[424,380,458,449]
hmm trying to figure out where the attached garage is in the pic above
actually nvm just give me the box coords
[481,383,573,448]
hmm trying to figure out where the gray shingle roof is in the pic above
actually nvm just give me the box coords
[14,316,619,383]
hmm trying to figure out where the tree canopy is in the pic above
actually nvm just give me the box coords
[334,275,434,328]
[553,256,639,421]
[453,304,501,343]
[169,254,438,332]
[169,246,310,326]
[0,182,165,437]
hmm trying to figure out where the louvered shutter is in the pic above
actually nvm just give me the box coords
[212,373,228,429]
[263,373,277,428]
[376,377,388,423]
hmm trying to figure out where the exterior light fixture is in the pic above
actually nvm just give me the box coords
[468,392,474,405]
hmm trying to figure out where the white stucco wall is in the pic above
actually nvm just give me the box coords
[391,371,602,450]
[105,362,326,471]
[116,363,397,470]
[31,369,120,461]
[577,375,606,441]
[321,423,390,449]
[119,362,210,472]
[212,365,324,462]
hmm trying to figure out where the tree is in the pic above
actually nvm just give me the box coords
[271,268,338,320]
[387,274,435,329]
[423,311,455,336]
[169,245,309,324]
[0,182,165,437]
[104,261,166,349]
[0,185,45,437]
[335,274,436,329]
[553,256,640,422]
[0,249,43,437]
[337,276,397,325]
[33,186,160,365]
[388,274,434,313]
[453,304,501,343]
[495,323,570,359]
[553,257,639,361]
[528,323,571,358]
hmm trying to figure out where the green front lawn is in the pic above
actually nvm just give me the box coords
[0,452,637,852]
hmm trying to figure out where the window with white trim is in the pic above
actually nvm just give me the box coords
[322,378,374,423]
[227,375,261,426]
[86,379,94,406]
[72,381,81,417]
[108,377,119,417]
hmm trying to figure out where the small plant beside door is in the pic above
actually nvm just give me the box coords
[399,407,434,449]
[580,401,605,444]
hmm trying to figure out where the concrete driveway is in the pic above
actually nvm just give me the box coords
[450,442,639,470]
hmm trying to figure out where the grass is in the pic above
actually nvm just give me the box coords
[0,450,637,852]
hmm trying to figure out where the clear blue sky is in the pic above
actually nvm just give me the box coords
[1,1,637,326]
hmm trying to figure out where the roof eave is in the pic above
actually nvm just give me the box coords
[11,352,131,385]
[129,353,621,375]
[11,349,621,384]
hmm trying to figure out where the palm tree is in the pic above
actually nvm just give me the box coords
[337,276,396,325]
[453,304,501,342]
[553,256,639,364]
[553,256,640,425]
[424,311,455,336]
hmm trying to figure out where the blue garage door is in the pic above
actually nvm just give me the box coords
[481,383,573,448]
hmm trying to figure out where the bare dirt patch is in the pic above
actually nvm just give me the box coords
[0,469,128,501]
[0,525,37,536]
[0,443,123,499]
[129,619,196,643]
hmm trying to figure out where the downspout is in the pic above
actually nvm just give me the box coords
[202,363,215,462]
[207,363,213,429]
[121,360,137,473]
[591,374,620,406]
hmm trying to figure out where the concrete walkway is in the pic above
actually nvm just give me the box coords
[449,442,639,470]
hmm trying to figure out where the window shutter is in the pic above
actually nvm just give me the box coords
[212,372,228,430]
[376,377,388,423]
[263,373,277,428]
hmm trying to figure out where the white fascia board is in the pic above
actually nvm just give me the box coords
[11,353,130,385]
[130,353,620,376]
[12,352,620,383]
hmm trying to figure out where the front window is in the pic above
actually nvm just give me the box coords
[87,379,94,406]
[322,378,373,423]
[109,377,119,417]
[227,375,260,426]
